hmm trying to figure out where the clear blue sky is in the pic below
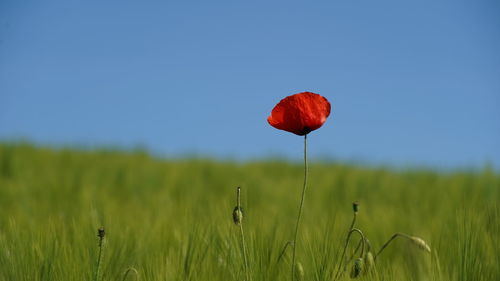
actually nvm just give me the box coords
[1,0,499,169]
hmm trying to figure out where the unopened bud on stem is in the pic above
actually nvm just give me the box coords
[350,258,364,279]
[352,202,359,213]
[232,187,244,225]
[97,227,105,239]
[232,206,243,225]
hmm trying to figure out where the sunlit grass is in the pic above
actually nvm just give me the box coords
[0,143,498,280]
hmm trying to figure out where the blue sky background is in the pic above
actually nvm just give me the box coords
[1,0,499,169]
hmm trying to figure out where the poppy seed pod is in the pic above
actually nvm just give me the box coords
[232,206,243,225]
[350,258,364,279]
[97,227,105,239]
[294,262,304,281]
[352,202,359,213]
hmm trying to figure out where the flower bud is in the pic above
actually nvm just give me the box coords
[232,206,243,225]
[97,227,105,239]
[352,202,359,213]
[294,262,304,281]
[350,258,364,279]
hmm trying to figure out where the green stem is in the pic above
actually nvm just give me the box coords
[291,134,308,281]
[348,229,366,258]
[334,228,366,280]
[121,267,138,281]
[347,237,371,265]
[374,232,412,261]
[333,212,357,281]
[348,238,363,263]
[277,241,293,263]
[94,236,104,281]
[237,187,250,281]
[240,224,250,281]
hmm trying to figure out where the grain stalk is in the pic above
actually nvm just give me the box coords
[374,232,431,261]
[121,267,139,281]
[277,241,293,263]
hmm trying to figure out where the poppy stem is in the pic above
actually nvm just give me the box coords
[93,228,105,281]
[333,209,357,281]
[237,187,250,281]
[239,224,250,281]
[291,134,308,281]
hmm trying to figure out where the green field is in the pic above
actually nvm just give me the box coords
[0,143,498,281]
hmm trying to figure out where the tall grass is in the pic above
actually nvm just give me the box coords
[0,143,498,280]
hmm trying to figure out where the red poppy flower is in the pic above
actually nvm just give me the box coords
[267,92,331,136]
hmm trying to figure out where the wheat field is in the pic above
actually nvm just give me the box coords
[0,143,498,281]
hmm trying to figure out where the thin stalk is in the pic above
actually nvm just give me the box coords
[335,228,366,280]
[348,229,366,258]
[346,237,363,265]
[291,134,308,281]
[277,241,293,263]
[121,267,138,281]
[374,232,412,261]
[239,225,249,281]
[332,210,357,281]
[93,228,105,281]
[237,187,250,281]
[347,238,371,265]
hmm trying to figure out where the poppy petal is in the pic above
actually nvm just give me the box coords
[268,92,331,135]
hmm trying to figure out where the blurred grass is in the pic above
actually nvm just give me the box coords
[0,143,498,281]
